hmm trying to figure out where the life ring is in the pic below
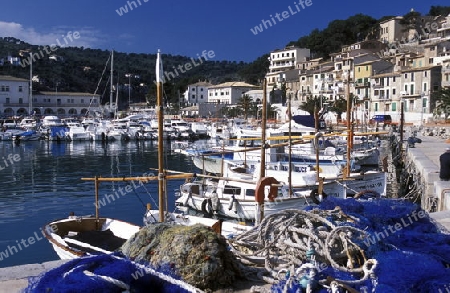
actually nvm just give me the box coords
[310,188,327,205]
[201,198,213,217]
[354,190,380,199]
[255,177,279,204]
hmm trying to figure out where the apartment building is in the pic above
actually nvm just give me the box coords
[266,46,310,90]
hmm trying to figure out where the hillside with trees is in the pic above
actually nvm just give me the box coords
[0,5,448,110]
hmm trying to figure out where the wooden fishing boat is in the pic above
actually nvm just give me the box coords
[43,215,140,260]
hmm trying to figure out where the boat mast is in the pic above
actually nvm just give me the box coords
[29,52,33,115]
[110,50,114,116]
[345,71,352,178]
[156,49,165,222]
[257,78,267,222]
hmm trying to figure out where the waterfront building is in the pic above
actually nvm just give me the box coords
[183,81,213,106]
[32,91,101,117]
[207,81,259,105]
[0,75,30,117]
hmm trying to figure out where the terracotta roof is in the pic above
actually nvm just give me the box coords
[208,81,259,89]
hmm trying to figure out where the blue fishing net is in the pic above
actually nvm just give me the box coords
[24,253,198,293]
[294,197,450,293]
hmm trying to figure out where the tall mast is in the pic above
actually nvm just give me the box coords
[29,52,33,115]
[110,50,114,115]
[156,49,165,222]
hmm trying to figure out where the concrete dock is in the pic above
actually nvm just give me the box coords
[0,260,68,293]
[1,129,449,292]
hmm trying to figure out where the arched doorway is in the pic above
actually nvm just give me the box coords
[44,108,54,115]
[16,108,28,116]
[68,109,77,116]
[3,108,14,117]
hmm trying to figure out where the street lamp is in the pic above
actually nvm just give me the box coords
[125,73,139,110]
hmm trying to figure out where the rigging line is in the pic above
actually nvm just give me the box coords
[86,52,112,114]
[130,184,148,208]
[137,180,159,209]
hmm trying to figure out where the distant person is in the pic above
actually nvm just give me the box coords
[439,148,450,181]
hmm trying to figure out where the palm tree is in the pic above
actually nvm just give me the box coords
[432,87,450,120]
[298,95,321,115]
[238,94,253,120]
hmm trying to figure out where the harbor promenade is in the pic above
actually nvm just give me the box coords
[402,126,450,231]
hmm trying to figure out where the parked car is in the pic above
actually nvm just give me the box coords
[369,115,392,125]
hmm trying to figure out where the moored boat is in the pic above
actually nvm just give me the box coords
[43,215,140,259]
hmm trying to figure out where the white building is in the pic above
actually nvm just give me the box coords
[0,75,30,117]
[208,81,259,104]
[379,16,407,44]
[243,89,264,103]
[183,81,212,105]
[266,46,310,89]
[32,92,101,117]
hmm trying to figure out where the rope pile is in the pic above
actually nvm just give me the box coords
[229,208,376,290]
[229,197,450,292]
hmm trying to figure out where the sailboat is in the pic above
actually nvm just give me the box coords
[142,50,251,236]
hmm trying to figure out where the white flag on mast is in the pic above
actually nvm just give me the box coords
[156,49,163,83]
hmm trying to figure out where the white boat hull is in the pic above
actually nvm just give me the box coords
[43,216,140,259]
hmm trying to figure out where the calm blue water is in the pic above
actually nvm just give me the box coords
[0,139,200,268]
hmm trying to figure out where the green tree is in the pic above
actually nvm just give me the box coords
[399,10,422,32]
[328,97,348,122]
[238,94,253,120]
[298,95,321,115]
[428,6,450,16]
[433,88,450,120]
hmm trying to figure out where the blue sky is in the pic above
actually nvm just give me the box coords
[0,0,449,62]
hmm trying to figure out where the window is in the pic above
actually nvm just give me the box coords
[200,95,203,99]
[424,71,428,77]
[410,84,414,95]
[19,98,23,104]
[423,83,427,92]
[18,86,23,92]
[192,88,195,92]
[393,88,396,95]
[411,72,414,81]
[5,98,10,104]
[191,94,196,100]
[81,99,84,103]
[393,76,396,82]
[200,88,203,91]
[405,73,408,79]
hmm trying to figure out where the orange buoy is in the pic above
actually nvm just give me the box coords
[255,177,279,204]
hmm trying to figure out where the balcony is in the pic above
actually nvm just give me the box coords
[355,82,370,88]
[401,91,422,98]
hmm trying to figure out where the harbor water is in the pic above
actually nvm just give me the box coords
[0,137,395,269]
[0,140,199,268]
